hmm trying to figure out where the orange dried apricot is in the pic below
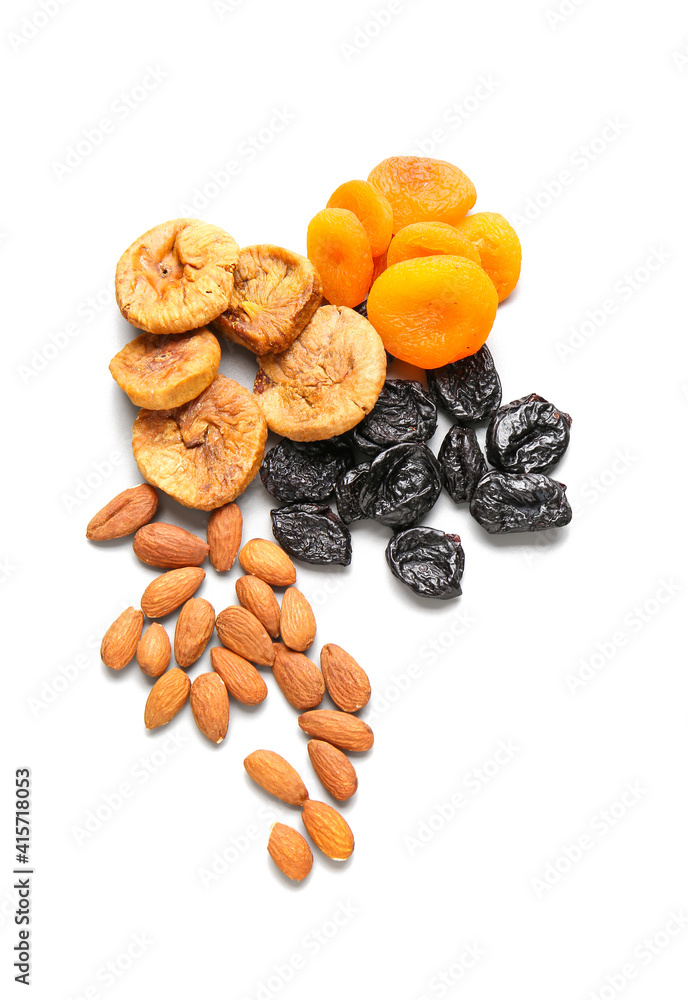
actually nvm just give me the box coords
[368,156,476,233]
[326,180,393,257]
[386,221,480,268]
[367,255,498,368]
[454,212,522,302]
[307,208,373,308]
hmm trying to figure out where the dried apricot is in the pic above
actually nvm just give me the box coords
[307,208,373,308]
[386,221,481,268]
[367,256,498,368]
[454,212,522,302]
[368,156,476,233]
[109,329,220,409]
[326,180,393,257]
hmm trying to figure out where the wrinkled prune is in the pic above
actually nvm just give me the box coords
[270,504,352,565]
[354,299,368,318]
[470,470,572,534]
[438,426,487,502]
[260,438,353,502]
[485,393,571,473]
[427,345,502,424]
[352,380,437,457]
[359,443,442,529]
[386,527,465,600]
[334,463,370,524]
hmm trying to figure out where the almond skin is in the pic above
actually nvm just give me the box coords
[298,710,374,752]
[215,606,275,665]
[190,672,229,743]
[272,643,325,710]
[207,502,242,572]
[238,538,296,586]
[133,522,209,569]
[244,749,309,806]
[320,643,371,713]
[235,575,281,638]
[101,607,144,670]
[268,823,313,882]
[86,484,158,540]
[136,623,171,677]
[301,799,354,861]
[144,667,191,729]
[210,647,267,704]
[279,587,316,651]
[307,740,358,801]
[174,597,215,667]
[141,567,205,618]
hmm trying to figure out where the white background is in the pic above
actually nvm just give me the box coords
[2,1,688,998]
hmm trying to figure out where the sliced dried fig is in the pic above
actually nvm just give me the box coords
[253,305,386,441]
[132,374,267,511]
[109,328,221,409]
[212,244,322,355]
[115,218,239,334]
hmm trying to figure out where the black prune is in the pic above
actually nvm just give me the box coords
[352,380,437,457]
[334,463,370,524]
[437,426,488,503]
[353,300,368,318]
[270,504,352,565]
[427,345,502,424]
[386,527,464,600]
[359,443,442,529]
[485,393,571,474]
[470,470,572,534]
[260,438,353,502]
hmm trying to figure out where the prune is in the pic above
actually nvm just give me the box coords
[427,345,502,424]
[437,426,487,502]
[359,443,442,529]
[386,527,465,600]
[485,393,571,473]
[334,463,370,524]
[469,471,572,534]
[354,299,368,318]
[260,438,353,502]
[270,504,352,565]
[352,380,437,456]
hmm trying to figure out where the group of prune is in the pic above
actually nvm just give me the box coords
[260,345,572,600]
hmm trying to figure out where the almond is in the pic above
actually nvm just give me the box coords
[320,643,371,713]
[101,607,144,670]
[279,587,316,651]
[244,749,309,806]
[268,823,313,882]
[141,567,205,618]
[301,799,354,861]
[174,597,215,667]
[238,538,296,586]
[190,672,229,743]
[136,623,171,677]
[86,484,158,540]
[144,667,190,729]
[307,740,358,801]
[133,522,209,569]
[235,575,281,638]
[272,642,325,711]
[298,710,374,752]
[210,647,268,705]
[215,606,275,665]
[207,502,242,572]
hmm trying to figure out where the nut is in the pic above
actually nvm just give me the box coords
[297,710,374,752]
[86,484,158,540]
[272,643,325,711]
[174,597,215,667]
[136,623,171,678]
[101,607,144,670]
[267,823,313,882]
[207,503,242,572]
[307,740,358,801]
[109,329,221,409]
[210,647,267,705]
[215,606,275,665]
[244,749,309,806]
[235,575,281,638]
[141,567,205,618]
[133,523,209,569]
[144,667,191,729]
[279,586,316,651]
[301,799,354,861]
[190,672,229,743]
[238,538,296,586]
[320,643,371,713]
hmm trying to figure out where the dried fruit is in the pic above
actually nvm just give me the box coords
[427,345,502,424]
[319,644,370,713]
[437,426,488,502]
[307,208,373,307]
[454,212,522,302]
[115,218,238,334]
[244,749,309,806]
[253,305,386,441]
[386,527,464,600]
[334,463,370,524]
[86,484,158,540]
[485,394,572,474]
[307,741,358,801]
[235,576,281,638]
[301,799,354,861]
[140,567,205,618]
[215,605,276,665]
[260,438,353,503]
[298,710,374,752]
[268,823,313,881]
[212,244,322,354]
[132,523,209,568]
[271,504,352,566]
[470,470,573,533]
[210,646,267,705]
[359,443,442,529]
[132,375,267,511]
[207,503,242,572]
[144,667,191,729]
[190,672,229,743]
[238,538,296,586]
[368,156,476,232]
[272,643,325,710]
[136,623,171,678]
[101,607,144,670]
[109,329,221,409]
[174,597,215,667]
[326,179,394,257]
[279,587,316,651]
[351,379,437,457]
[386,221,480,267]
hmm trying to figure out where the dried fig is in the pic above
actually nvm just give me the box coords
[109,328,221,409]
[212,244,322,355]
[115,218,239,334]
[253,305,386,441]
[132,374,267,510]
